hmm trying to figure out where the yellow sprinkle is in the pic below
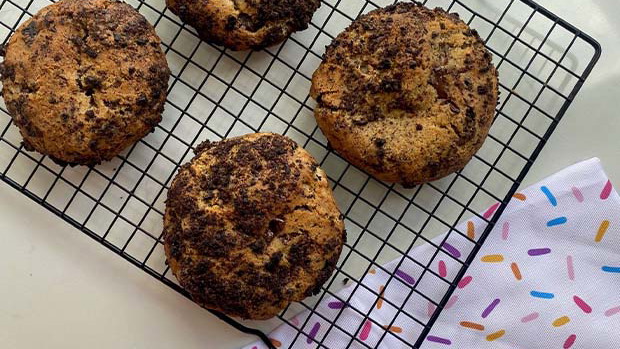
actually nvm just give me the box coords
[467,221,475,239]
[553,316,570,327]
[486,330,506,341]
[595,220,610,242]
[481,254,504,263]
[513,193,527,201]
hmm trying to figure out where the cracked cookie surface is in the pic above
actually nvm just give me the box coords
[0,0,170,165]
[164,133,345,319]
[166,0,320,50]
[310,2,498,186]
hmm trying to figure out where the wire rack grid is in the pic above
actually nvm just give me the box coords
[0,0,600,348]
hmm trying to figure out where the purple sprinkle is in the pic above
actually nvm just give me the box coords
[307,322,321,344]
[442,242,462,258]
[395,269,416,284]
[327,301,346,309]
[528,248,551,256]
[427,335,452,345]
[482,298,501,318]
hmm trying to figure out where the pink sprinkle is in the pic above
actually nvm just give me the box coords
[567,255,575,281]
[573,295,592,314]
[359,320,372,341]
[521,312,539,323]
[438,260,447,278]
[601,180,613,200]
[291,316,300,326]
[564,334,577,348]
[307,322,321,344]
[428,302,436,317]
[252,347,258,349]
[481,298,500,318]
[458,276,472,289]
[427,336,452,345]
[328,301,346,309]
[445,295,459,309]
[572,186,584,202]
[605,306,620,317]
[483,203,500,219]
[502,221,510,240]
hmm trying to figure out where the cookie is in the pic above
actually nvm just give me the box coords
[0,0,170,166]
[310,2,499,186]
[163,133,345,319]
[166,0,320,50]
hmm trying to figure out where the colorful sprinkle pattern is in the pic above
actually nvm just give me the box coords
[442,242,461,258]
[528,248,551,256]
[427,336,451,345]
[547,217,568,226]
[511,262,522,280]
[244,161,620,349]
[531,291,555,299]
[564,334,577,348]
[460,321,485,331]
[521,312,539,323]
[481,298,500,318]
[307,323,320,344]
[486,330,505,341]
[395,269,415,285]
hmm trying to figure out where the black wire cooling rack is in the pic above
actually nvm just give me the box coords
[0,0,601,348]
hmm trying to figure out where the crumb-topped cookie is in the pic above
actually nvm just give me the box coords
[166,0,320,50]
[310,2,499,185]
[0,0,170,165]
[163,133,345,319]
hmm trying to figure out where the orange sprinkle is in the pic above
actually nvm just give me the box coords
[460,321,485,331]
[369,269,377,274]
[513,193,527,201]
[467,221,475,239]
[595,220,610,242]
[481,254,504,263]
[377,285,385,309]
[511,262,523,280]
[553,316,570,327]
[382,325,403,333]
[486,330,506,341]
[270,338,282,347]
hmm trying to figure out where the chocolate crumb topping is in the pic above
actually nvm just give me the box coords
[166,0,320,50]
[310,2,498,185]
[0,0,170,165]
[163,133,345,320]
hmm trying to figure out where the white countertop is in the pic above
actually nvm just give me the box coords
[1,0,619,348]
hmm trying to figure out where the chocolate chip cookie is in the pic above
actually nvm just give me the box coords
[0,0,170,165]
[163,133,345,319]
[310,2,499,186]
[166,0,320,50]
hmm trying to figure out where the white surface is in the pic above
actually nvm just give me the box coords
[1,1,619,348]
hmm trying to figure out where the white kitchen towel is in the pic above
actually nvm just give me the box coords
[244,158,620,349]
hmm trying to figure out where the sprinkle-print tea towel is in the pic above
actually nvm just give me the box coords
[244,158,620,348]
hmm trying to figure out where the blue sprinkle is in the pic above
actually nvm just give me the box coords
[540,186,557,206]
[530,291,555,299]
[602,266,620,273]
[547,217,567,227]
